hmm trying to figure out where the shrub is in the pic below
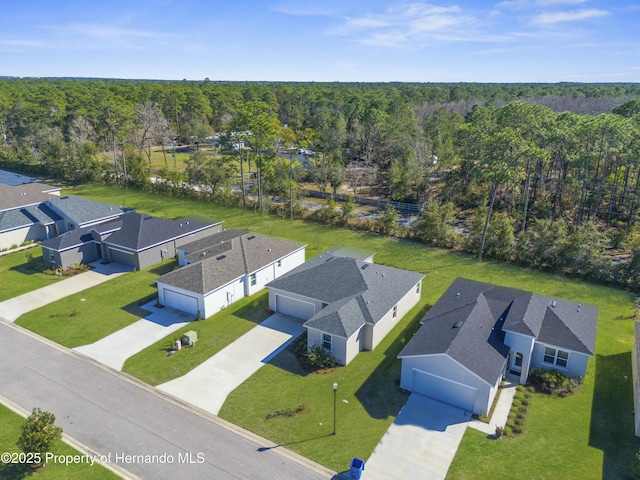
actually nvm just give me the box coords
[17,408,62,467]
[305,344,337,370]
[11,243,19,250]
[514,392,525,401]
[511,399,521,408]
[501,426,513,437]
[529,368,582,396]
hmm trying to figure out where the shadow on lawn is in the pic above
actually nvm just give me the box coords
[589,352,639,479]
[256,433,334,452]
[353,303,430,420]
[0,461,33,480]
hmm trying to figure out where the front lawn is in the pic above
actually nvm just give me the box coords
[0,403,118,480]
[61,183,639,478]
[122,291,271,385]
[15,261,176,348]
[0,251,64,302]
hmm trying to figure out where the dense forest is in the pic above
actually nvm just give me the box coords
[2,78,640,290]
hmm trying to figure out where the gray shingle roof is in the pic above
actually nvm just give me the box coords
[104,214,218,251]
[45,196,131,226]
[398,278,598,384]
[0,209,34,233]
[267,251,424,337]
[157,231,306,294]
[0,183,61,212]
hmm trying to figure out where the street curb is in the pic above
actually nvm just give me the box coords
[0,318,338,479]
[0,392,139,480]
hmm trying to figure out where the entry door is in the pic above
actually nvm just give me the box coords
[510,352,523,372]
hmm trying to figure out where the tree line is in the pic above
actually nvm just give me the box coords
[1,78,640,290]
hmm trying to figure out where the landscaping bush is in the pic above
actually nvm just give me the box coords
[528,368,582,396]
[305,344,337,370]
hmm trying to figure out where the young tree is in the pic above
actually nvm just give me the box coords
[17,408,62,467]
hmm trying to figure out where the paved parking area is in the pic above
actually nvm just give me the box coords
[74,301,194,370]
[158,313,305,415]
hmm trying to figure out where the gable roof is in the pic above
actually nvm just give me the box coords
[268,250,424,338]
[157,231,306,294]
[398,278,598,384]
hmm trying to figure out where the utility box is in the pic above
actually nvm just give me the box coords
[181,330,198,346]
[349,457,365,480]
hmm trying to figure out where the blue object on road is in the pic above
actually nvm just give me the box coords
[349,457,365,479]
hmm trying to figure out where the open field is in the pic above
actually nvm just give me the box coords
[8,182,639,478]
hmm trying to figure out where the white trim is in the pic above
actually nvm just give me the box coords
[108,246,135,255]
[398,352,498,388]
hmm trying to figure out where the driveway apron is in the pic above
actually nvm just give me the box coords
[158,313,304,415]
[362,394,469,480]
[0,262,129,322]
[74,301,194,371]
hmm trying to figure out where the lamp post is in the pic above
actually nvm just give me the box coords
[332,382,338,436]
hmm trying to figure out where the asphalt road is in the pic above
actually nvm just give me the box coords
[0,321,332,480]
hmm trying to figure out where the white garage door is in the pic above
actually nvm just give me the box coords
[275,295,315,320]
[413,369,476,412]
[164,289,199,315]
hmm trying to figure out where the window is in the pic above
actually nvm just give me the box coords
[543,347,569,368]
[322,333,332,352]
[49,252,55,263]
[514,352,523,368]
[416,282,421,294]
[277,260,282,267]
[250,273,256,286]
[392,305,398,318]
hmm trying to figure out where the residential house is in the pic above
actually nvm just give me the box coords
[41,213,221,270]
[156,230,306,317]
[398,278,598,415]
[267,249,424,365]
[0,181,62,249]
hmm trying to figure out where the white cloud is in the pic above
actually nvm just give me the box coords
[333,3,478,47]
[531,8,609,24]
[271,3,336,16]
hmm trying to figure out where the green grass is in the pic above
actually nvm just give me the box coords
[0,404,118,480]
[0,251,64,302]
[47,183,640,477]
[122,291,271,385]
[15,261,176,348]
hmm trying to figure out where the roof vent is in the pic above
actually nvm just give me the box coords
[453,320,464,328]
[267,248,271,252]
[179,223,183,227]
[248,235,256,240]
[216,255,226,260]
[361,264,369,270]
[381,273,385,278]
[551,300,556,308]
[456,292,460,298]
[186,221,189,225]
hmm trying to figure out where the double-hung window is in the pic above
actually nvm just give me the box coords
[250,273,257,286]
[543,347,569,368]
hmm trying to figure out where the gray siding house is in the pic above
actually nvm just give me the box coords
[267,249,424,365]
[41,213,221,270]
[398,278,598,415]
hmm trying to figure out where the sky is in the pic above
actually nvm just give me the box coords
[1,0,639,83]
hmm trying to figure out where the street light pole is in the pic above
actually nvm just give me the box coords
[333,382,338,436]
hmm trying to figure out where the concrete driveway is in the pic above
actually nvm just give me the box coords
[0,262,129,322]
[158,313,305,415]
[74,301,194,370]
[362,394,470,480]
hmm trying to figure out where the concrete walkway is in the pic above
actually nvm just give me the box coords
[74,301,195,371]
[158,313,305,415]
[0,262,130,322]
[362,381,517,480]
